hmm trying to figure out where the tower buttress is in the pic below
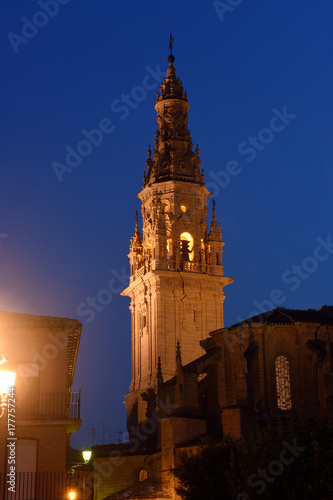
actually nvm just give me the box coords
[122,52,233,431]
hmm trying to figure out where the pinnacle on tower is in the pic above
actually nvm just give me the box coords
[209,199,222,243]
[157,356,164,385]
[176,340,182,364]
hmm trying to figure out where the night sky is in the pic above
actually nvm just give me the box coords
[1,1,332,450]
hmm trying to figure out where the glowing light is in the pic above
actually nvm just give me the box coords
[275,355,292,410]
[69,491,76,500]
[180,232,194,261]
[0,371,16,391]
[139,469,148,481]
[180,205,187,213]
[82,446,92,463]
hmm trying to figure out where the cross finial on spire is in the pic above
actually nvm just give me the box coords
[168,21,175,57]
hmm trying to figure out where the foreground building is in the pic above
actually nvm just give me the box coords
[0,311,81,499]
[92,50,333,500]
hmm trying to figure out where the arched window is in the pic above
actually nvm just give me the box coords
[139,469,148,482]
[180,232,194,261]
[275,355,292,410]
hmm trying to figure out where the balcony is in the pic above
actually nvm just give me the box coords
[16,391,81,421]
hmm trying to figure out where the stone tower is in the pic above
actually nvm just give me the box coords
[122,52,233,428]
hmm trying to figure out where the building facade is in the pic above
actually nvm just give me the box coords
[0,311,81,499]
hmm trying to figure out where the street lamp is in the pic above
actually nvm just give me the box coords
[82,445,92,499]
[82,445,92,464]
[0,371,16,390]
[0,354,16,419]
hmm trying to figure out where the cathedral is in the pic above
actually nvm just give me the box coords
[91,50,333,500]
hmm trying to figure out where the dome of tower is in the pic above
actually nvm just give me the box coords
[156,55,188,103]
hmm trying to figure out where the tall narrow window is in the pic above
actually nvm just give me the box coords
[275,355,292,410]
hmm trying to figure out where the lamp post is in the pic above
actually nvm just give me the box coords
[0,354,16,419]
[82,445,92,499]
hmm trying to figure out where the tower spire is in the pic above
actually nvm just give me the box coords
[143,49,204,186]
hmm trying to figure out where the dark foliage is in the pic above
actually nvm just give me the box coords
[173,415,333,500]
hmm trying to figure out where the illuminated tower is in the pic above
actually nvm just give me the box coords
[122,51,233,427]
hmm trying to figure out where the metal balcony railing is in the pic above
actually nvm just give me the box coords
[16,391,81,420]
[1,471,66,500]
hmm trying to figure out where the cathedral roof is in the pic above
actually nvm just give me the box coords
[229,306,333,328]
[92,441,157,458]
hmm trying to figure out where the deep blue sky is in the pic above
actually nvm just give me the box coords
[1,1,332,449]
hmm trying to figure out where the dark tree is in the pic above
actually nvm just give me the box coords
[174,436,237,500]
[173,416,333,500]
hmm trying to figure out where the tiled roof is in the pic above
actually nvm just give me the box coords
[230,306,333,328]
[0,309,81,328]
[102,477,172,499]
[92,441,157,459]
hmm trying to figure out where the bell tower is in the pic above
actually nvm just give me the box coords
[122,51,233,428]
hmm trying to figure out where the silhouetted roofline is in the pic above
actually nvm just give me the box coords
[225,305,333,329]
